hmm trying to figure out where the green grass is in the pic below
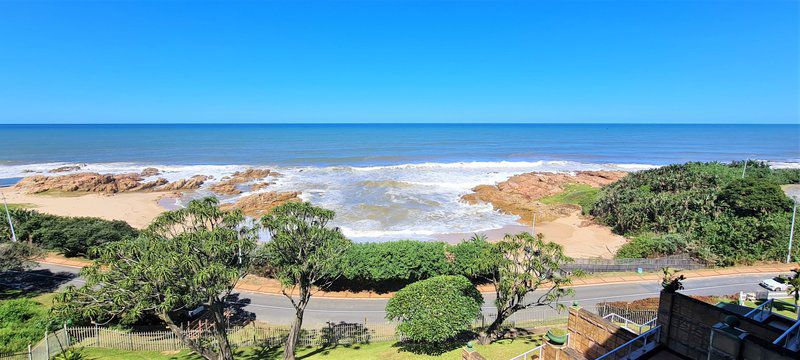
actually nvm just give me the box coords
[2,202,35,210]
[76,337,542,360]
[720,298,799,320]
[539,183,600,215]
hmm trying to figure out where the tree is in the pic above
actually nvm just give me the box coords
[0,241,40,272]
[259,202,351,360]
[786,268,800,316]
[479,232,572,343]
[55,197,257,360]
[660,267,685,293]
[386,275,483,346]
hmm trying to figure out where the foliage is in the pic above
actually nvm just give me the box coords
[660,267,684,293]
[53,348,86,360]
[480,232,572,343]
[259,202,351,360]
[54,197,258,360]
[0,241,41,271]
[786,268,800,307]
[0,297,50,353]
[1,209,138,257]
[334,235,499,289]
[614,233,688,259]
[593,161,797,265]
[540,183,600,215]
[386,275,483,346]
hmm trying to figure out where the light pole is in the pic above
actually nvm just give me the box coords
[788,197,797,263]
[2,191,17,242]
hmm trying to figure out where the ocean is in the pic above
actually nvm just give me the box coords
[1,123,798,241]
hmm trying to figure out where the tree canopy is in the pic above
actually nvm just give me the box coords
[55,197,257,360]
[386,275,483,345]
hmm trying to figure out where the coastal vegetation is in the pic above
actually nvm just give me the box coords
[332,238,497,291]
[479,232,572,343]
[386,275,482,352]
[257,202,351,360]
[0,292,54,353]
[593,161,799,265]
[539,183,599,215]
[54,198,258,360]
[0,209,138,257]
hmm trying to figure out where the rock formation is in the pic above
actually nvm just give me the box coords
[462,171,627,224]
[210,168,279,195]
[14,172,207,194]
[140,167,161,177]
[158,175,208,191]
[220,191,300,217]
[48,164,84,173]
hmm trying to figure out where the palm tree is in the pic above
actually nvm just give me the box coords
[786,267,800,318]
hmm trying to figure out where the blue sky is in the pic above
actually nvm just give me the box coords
[0,1,797,124]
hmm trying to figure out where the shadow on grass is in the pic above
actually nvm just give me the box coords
[392,331,475,356]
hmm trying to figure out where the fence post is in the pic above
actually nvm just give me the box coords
[128,332,133,351]
[27,343,32,360]
[64,323,70,348]
[44,330,49,359]
[95,324,100,347]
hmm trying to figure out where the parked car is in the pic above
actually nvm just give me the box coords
[760,277,789,291]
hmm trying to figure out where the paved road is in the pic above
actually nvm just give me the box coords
[18,263,788,325]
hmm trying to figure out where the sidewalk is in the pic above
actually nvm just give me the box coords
[40,255,797,299]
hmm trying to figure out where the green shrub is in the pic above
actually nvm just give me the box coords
[594,161,797,265]
[615,233,688,259]
[385,275,483,344]
[0,298,50,353]
[1,210,138,257]
[336,238,498,288]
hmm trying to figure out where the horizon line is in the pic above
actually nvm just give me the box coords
[0,122,797,126]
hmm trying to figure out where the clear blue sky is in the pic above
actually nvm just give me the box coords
[0,0,797,124]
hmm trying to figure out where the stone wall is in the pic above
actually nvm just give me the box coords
[564,307,637,359]
[657,292,792,360]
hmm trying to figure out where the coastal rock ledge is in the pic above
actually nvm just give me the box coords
[14,172,207,194]
[220,191,300,217]
[461,170,627,224]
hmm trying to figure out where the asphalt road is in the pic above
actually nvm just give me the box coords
[15,263,787,325]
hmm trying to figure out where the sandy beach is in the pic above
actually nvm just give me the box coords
[1,187,170,229]
[436,210,627,259]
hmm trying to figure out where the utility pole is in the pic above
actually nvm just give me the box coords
[741,159,748,179]
[788,197,797,263]
[2,191,16,242]
[531,209,536,235]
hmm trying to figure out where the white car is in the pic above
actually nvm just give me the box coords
[760,278,789,291]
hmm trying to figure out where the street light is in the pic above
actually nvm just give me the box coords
[2,191,16,242]
[788,196,798,263]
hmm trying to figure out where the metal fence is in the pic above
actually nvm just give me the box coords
[565,254,704,273]
[594,304,659,326]
[0,305,629,359]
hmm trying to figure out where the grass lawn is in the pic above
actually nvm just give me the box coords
[539,183,599,214]
[719,298,799,319]
[76,336,542,360]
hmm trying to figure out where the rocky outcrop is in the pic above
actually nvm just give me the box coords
[158,175,208,191]
[210,168,279,195]
[14,172,207,194]
[140,167,161,177]
[49,164,85,173]
[16,172,150,194]
[220,191,300,217]
[462,171,627,224]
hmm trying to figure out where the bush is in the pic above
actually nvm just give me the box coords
[594,161,796,265]
[1,210,138,257]
[385,275,483,344]
[334,237,499,290]
[0,298,50,353]
[615,233,688,259]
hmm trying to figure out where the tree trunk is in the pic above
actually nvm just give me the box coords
[283,297,308,360]
[478,312,507,345]
[160,313,218,360]
[209,300,234,360]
